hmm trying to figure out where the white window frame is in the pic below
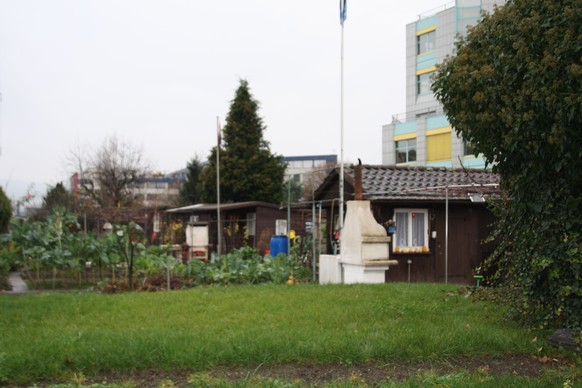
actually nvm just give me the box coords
[393,209,429,253]
[246,212,256,236]
[395,138,417,164]
[416,72,434,95]
[417,30,436,55]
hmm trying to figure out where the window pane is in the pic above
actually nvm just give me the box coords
[417,72,433,95]
[395,140,407,163]
[408,149,417,162]
[417,31,436,55]
[396,139,417,164]
[408,139,417,162]
[246,213,256,236]
[395,212,409,247]
[411,212,425,247]
[464,141,475,156]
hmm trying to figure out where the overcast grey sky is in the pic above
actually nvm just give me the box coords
[0,0,448,202]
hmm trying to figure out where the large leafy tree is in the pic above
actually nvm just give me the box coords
[432,0,581,329]
[178,156,203,206]
[200,80,285,204]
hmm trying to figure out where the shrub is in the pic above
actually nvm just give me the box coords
[0,187,10,234]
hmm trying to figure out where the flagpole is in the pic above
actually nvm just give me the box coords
[216,116,222,258]
[339,0,346,247]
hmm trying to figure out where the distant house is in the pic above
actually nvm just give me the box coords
[69,170,186,235]
[314,165,501,284]
[283,154,337,183]
[130,170,186,207]
[165,201,311,256]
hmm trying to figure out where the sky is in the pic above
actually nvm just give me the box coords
[0,0,449,203]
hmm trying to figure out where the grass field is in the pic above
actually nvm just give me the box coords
[0,283,579,387]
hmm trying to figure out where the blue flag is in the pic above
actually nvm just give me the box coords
[340,0,347,25]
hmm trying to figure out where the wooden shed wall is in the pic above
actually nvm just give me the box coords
[168,205,312,256]
[317,199,495,284]
[384,203,494,284]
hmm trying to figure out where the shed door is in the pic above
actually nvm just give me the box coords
[435,206,478,283]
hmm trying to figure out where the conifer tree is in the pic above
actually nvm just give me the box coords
[200,80,285,204]
[0,186,11,233]
[178,156,203,206]
[43,182,74,214]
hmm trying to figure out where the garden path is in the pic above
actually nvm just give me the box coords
[8,272,28,293]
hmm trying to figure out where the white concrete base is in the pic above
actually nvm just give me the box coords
[319,254,342,284]
[342,261,392,284]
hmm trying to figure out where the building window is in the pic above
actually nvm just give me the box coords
[417,30,435,55]
[464,141,475,156]
[393,209,429,253]
[417,72,434,95]
[246,213,256,236]
[395,139,417,164]
[426,132,452,162]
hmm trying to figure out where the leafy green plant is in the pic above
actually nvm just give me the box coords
[3,210,312,291]
[109,221,145,291]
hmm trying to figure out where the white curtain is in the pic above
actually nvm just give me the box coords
[395,212,409,247]
[411,212,425,247]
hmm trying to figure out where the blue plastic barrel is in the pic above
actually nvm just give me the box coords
[269,235,289,256]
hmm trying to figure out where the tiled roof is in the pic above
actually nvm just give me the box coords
[166,201,281,213]
[344,165,501,201]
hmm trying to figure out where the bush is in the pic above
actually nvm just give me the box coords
[0,187,10,234]
[178,247,312,287]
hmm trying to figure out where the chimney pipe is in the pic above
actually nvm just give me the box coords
[354,163,363,200]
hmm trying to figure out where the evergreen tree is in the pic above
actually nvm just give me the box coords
[43,182,74,214]
[0,186,11,233]
[200,80,286,204]
[284,176,304,204]
[178,156,203,206]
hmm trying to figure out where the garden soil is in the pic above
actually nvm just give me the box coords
[22,354,575,387]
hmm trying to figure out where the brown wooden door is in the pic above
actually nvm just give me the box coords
[435,206,478,283]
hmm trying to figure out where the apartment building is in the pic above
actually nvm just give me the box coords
[70,169,186,208]
[283,154,337,183]
[382,0,506,168]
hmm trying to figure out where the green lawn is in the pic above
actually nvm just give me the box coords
[0,283,579,386]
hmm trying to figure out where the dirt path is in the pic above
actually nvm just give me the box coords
[7,272,28,293]
[26,354,575,387]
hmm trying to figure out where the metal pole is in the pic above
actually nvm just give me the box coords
[445,180,449,284]
[339,20,345,243]
[166,254,171,291]
[287,178,291,255]
[216,116,221,257]
[318,201,323,281]
[312,194,316,282]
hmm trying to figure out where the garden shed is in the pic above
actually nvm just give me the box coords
[314,165,501,284]
[165,201,309,256]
